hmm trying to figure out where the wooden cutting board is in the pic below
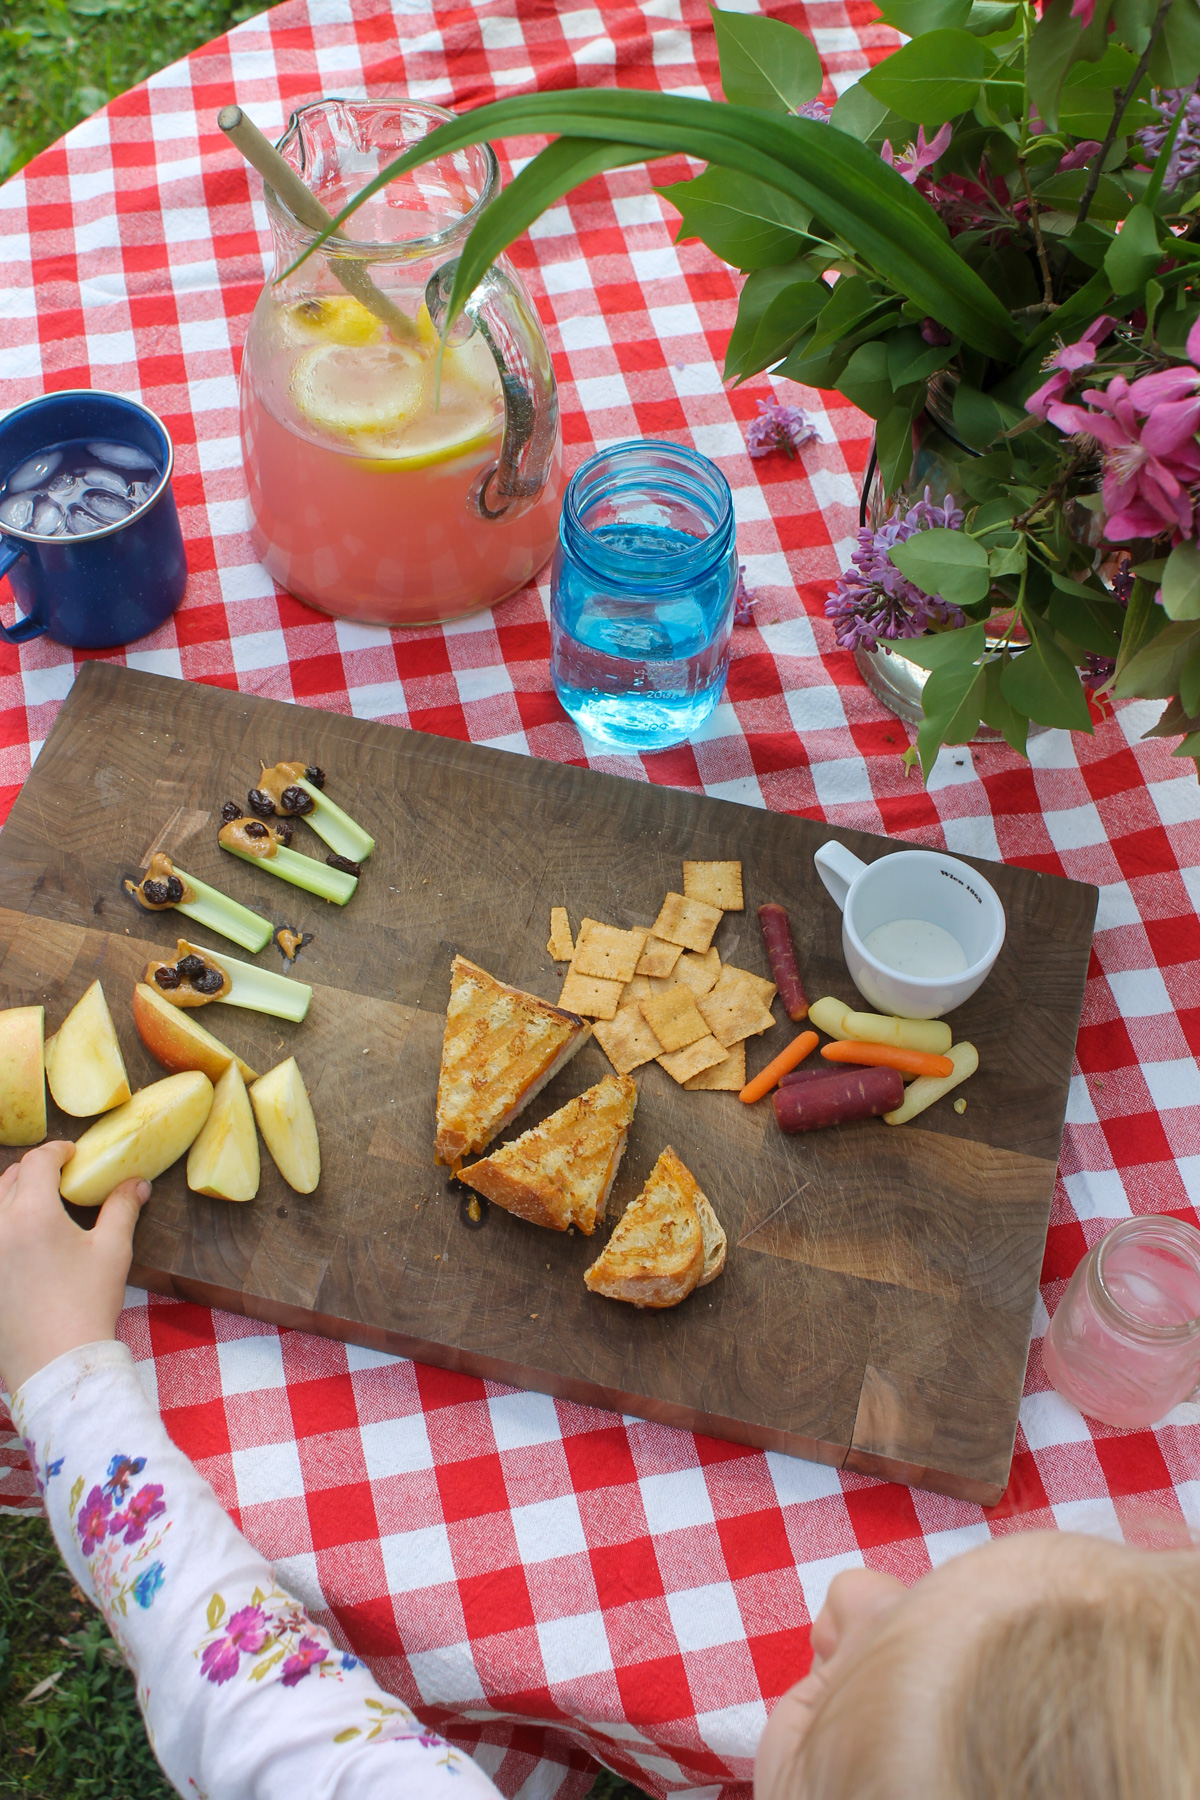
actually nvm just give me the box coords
[0,662,1097,1503]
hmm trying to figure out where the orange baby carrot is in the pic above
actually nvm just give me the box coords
[739,1029,819,1104]
[821,1040,954,1080]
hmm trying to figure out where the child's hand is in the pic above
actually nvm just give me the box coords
[0,1143,151,1397]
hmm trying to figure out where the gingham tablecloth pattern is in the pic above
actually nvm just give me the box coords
[2,1,1200,1793]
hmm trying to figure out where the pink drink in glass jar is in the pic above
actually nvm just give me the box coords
[1042,1216,1200,1429]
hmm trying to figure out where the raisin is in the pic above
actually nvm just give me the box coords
[163,875,184,903]
[326,854,362,877]
[220,800,242,824]
[177,954,207,979]
[274,819,294,846]
[142,879,172,905]
[246,788,275,818]
[280,784,314,816]
[153,965,182,990]
[304,765,326,789]
[190,966,224,995]
[244,820,268,839]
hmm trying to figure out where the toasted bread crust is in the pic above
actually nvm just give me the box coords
[695,1188,727,1286]
[458,1074,636,1233]
[435,957,590,1165]
[584,1145,710,1308]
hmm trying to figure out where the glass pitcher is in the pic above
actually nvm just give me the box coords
[239,98,563,628]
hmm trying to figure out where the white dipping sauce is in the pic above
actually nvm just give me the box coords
[863,917,968,979]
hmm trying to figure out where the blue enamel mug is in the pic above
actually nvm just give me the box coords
[0,390,187,649]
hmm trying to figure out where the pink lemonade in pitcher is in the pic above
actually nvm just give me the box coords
[1043,1217,1200,1429]
[239,102,563,629]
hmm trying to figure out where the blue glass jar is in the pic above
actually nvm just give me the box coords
[550,440,738,751]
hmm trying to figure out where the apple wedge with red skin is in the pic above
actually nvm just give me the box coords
[45,980,131,1118]
[187,1061,260,1202]
[132,982,258,1086]
[60,1070,213,1206]
[250,1058,320,1194]
[0,1005,46,1147]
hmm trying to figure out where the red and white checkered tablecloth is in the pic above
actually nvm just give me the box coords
[3,1,1200,1793]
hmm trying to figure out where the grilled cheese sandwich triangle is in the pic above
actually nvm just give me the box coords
[458,1073,637,1233]
[584,1145,724,1308]
[435,957,591,1167]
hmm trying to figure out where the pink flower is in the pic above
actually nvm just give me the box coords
[111,1482,165,1545]
[1070,0,1095,23]
[281,1636,329,1687]
[1047,374,1200,541]
[201,1604,271,1685]
[1058,139,1102,171]
[745,399,816,459]
[1025,316,1117,419]
[76,1486,112,1556]
[733,565,758,624]
[880,122,953,184]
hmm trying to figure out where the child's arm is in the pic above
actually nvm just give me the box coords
[1,1145,501,1800]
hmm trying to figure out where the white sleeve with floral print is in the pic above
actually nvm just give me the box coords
[10,1340,502,1800]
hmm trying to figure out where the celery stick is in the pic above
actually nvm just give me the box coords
[221,839,358,905]
[208,950,312,1023]
[296,779,375,863]
[172,865,273,954]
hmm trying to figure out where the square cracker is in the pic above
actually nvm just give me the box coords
[547,907,574,962]
[739,969,778,1006]
[573,919,646,984]
[651,891,723,954]
[636,935,684,978]
[658,1035,728,1084]
[559,967,624,1021]
[683,860,744,911]
[621,973,656,1005]
[684,1040,746,1091]
[698,966,777,1047]
[593,1005,661,1075]
[672,948,721,999]
[639,986,709,1053]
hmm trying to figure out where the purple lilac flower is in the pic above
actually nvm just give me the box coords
[104,1454,146,1499]
[132,1562,165,1609]
[920,318,951,347]
[733,565,759,624]
[281,1636,330,1687]
[1138,83,1200,190]
[880,123,952,185]
[111,1483,166,1546]
[201,1604,271,1684]
[745,399,817,460]
[77,1486,113,1556]
[795,100,831,122]
[825,488,967,652]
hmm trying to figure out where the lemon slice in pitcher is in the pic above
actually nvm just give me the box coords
[288,295,384,345]
[291,341,427,436]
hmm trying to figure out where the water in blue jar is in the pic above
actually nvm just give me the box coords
[550,443,738,752]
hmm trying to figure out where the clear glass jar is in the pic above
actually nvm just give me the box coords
[550,440,738,751]
[1043,1216,1200,1429]
[239,98,563,629]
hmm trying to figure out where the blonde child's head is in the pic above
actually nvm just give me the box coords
[754,1532,1200,1800]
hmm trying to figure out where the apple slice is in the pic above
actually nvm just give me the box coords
[132,983,258,1085]
[60,1071,213,1206]
[249,1058,320,1194]
[0,1006,46,1147]
[45,981,131,1118]
[187,1061,259,1202]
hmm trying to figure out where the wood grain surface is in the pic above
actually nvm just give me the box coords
[0,662,1098,1502]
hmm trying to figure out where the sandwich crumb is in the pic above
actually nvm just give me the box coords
[953,1096,967,1114]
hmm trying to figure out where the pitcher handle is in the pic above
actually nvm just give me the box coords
[425,260,559,523]
[814,842,868,913]
[0,539,47,645]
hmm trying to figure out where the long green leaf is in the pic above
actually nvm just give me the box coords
[286,93,1021,356]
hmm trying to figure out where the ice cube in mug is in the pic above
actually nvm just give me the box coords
[6,451,63,493]
[30,499,64,537]
[81,490,133,525]
[85,441,157,472]
[0,493,35,531]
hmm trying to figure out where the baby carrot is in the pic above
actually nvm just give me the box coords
[740,1029,819,1103]
[821,1040,954,1080]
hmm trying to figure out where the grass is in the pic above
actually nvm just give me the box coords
[0,1,260,181]
[0,7,652,1795]
[0,1511,175,1797]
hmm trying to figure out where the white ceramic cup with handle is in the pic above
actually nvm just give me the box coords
[813,842,1006,1019]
